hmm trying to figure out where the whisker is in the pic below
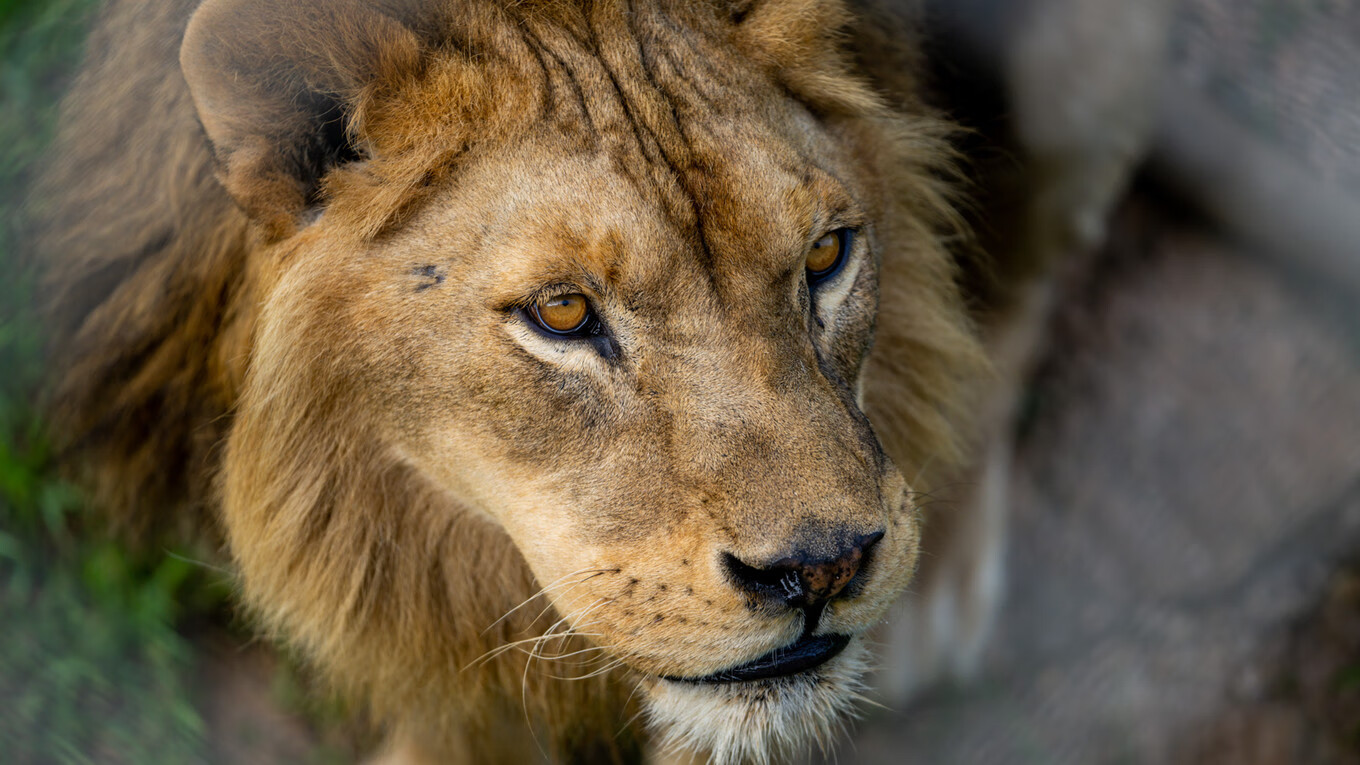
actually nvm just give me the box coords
[519,573,610,633]
[615,702,649,742]
[547,658,625,681]
[463,630,606,670]
[482,567,617,634]
[164,550,233,576]
[526,644,611,663]
[499,596,615,670]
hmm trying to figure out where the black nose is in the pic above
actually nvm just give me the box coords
[724,530,885,611]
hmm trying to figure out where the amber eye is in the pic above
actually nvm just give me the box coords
[807,228,851,284]
[530,293,592,334]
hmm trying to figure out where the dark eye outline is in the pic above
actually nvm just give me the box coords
[807,228,854,286]
[524,293,602,338]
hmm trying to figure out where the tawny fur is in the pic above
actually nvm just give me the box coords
[37,1,986,762]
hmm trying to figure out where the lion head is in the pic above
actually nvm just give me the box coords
[46,0,981,761]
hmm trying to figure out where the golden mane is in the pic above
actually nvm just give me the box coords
[37,1,984,759]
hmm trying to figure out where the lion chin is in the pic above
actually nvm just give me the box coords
[643,641,870,765]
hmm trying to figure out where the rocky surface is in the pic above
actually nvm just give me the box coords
[845,195,1360,764]
[1173,0,1360,194]
[836,4,1360,760]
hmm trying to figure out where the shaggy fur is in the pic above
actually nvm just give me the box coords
[37,0,986,762]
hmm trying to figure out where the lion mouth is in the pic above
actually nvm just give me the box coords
[663,633,852,684]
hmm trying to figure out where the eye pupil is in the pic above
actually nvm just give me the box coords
[806,229,849,281]
[533,293,591,334]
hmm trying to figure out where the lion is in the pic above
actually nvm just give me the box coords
[36,0,994,762]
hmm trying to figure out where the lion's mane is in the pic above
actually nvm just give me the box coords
[35,0,983,760]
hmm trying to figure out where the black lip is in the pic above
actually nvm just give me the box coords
[664,634,851,684]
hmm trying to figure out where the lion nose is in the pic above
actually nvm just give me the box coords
[723,530,885,611]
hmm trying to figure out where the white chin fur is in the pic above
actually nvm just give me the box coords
[644,639,870,765]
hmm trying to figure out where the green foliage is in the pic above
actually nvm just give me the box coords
[0,1,222,762]
[0,549,209,764]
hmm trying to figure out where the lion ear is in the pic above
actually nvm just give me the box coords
[180,0,427,238]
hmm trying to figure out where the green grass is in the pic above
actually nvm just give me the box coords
[0,1,223,762]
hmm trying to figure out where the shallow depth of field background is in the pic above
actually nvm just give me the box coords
[0,2,227,762]
[1,1,1357,763]
[0,2,346,762]
[1,0,196,758]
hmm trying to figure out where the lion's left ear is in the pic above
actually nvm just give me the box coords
[180,0,428,239]
[728,0,883,115]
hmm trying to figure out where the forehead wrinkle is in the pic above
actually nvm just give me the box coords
[688,139,852,294]
[460,4,856,325]
[645,83,858,314]
[520,2,807,264]
[487,215,664,308]
[521,6,699,233]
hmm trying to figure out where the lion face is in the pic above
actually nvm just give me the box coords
[264,101,916,760]
[187,1,968,761]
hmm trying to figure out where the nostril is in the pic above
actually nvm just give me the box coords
[723,528,887,610]
[842,529,885,594]
[723,552,803,601]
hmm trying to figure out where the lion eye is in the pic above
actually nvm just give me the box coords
[807,228,852,285]
[530,293,592,335]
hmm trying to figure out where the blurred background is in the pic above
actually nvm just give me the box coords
[2,0,1357,762]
